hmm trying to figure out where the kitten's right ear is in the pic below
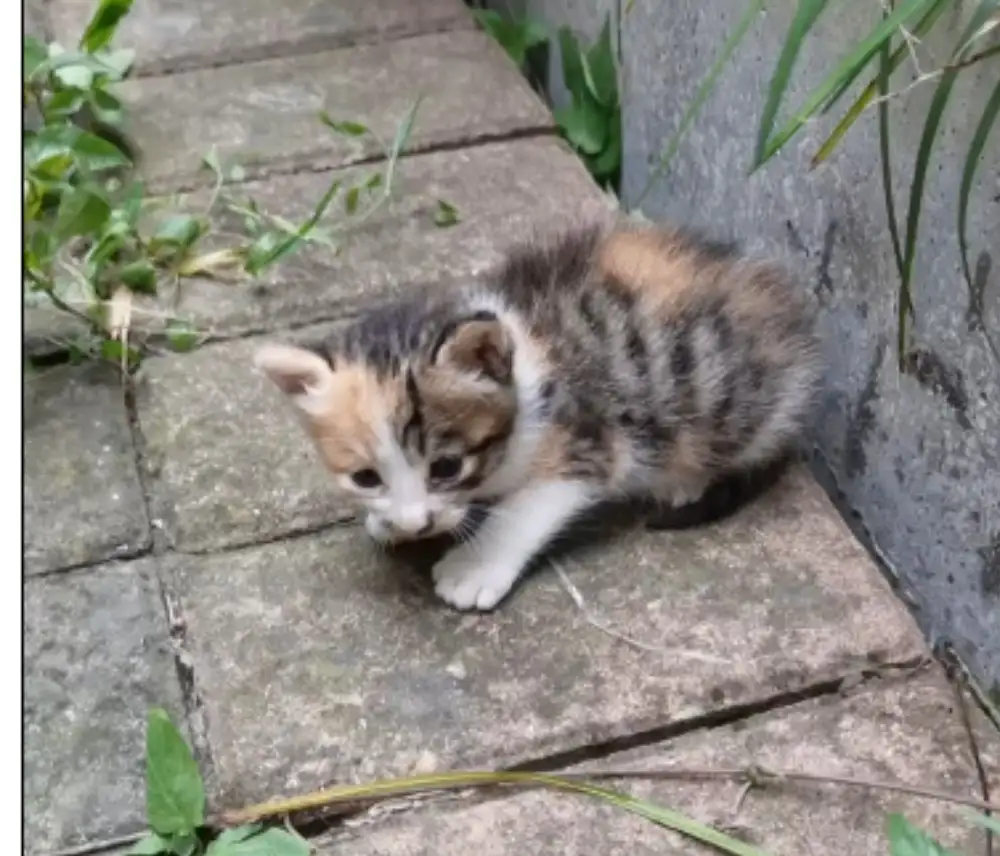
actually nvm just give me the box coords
[253,344,334,415]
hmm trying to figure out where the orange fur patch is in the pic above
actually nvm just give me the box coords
[305,363,404,473]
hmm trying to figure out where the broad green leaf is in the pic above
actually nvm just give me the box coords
[344,185,360,215]
[472,10,548,68]
[636,0,764,204]
[957,72,1000,363]
[120,260,157,293]
[554,98,608,155]
[55,187,111,238]
[121,179,145,224]
[558,26,587,98]
[318,112,369,137]
[898,0,1000,359]
[149,216,204,252]
[44,89,85,117]
[754,0,830,166]
[89,87,125,125]
[25,125,80,170]
[588,105,622,181]
[886,814,958,856]
[364,172,383,192]
[210,824,262,848]
[166,320,200,353]
[72,129,132,171]
[583,15,617,107]
[145,708,205,837]
[812,0,950,166]
[54,61,95,89]
[166,833,199,856]
[80,0,135,53]
[127,833,170,855]
[433,199,460,228]
[755,0,936,167]
[208,828,309,856]
[24,36,48,76]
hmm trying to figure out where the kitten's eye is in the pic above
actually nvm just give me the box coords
[350,468,382,489]
[429,455,463,481]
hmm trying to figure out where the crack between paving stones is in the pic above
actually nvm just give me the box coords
[143,126,559,196]
[123,377,220,782]
[942,648,995,856]
[264,657,934,842]
[128,18,476,79]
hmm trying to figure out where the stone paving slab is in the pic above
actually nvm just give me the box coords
[315,671,996,856]
[49,0,473,75]
[24,561,186,855]
[134,140,610,553]
[159,464,926,810]
[24,364,151,575]
[120,30,553,192]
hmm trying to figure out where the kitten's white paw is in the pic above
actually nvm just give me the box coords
[432,550,516,611]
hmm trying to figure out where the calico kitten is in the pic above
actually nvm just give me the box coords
[254,222,821,611]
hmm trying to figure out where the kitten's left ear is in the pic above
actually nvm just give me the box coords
[433,314,513,383]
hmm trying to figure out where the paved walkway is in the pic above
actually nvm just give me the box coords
[24,2,998,855]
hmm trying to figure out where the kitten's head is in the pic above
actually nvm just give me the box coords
[254,312,518,541]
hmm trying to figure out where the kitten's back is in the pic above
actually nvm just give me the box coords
[486,222,821,494]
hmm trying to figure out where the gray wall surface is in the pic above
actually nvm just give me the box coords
[483,0,1000,690]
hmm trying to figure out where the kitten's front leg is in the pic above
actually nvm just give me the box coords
[432,480,595,611]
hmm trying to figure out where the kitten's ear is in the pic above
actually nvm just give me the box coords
[253,344,334,414]
[433,314,513,383]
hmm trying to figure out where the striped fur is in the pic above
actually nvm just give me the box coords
[254,222,822,610]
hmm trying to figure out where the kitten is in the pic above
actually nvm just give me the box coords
[253,222,821,611]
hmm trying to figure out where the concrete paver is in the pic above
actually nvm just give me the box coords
[121,30,553,192]
[49,0,472,75]
[160,465,925,809]
[24,364,151,575]
[24,561,186,855]
[315,671,996,856]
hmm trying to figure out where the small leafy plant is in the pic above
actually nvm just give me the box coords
[24,0,456,370]
[473,9,623,191]
[130,709,309,856]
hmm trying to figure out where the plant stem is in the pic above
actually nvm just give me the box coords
[220,764,1000,827]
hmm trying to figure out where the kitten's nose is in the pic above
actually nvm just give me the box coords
[395,506,433,536]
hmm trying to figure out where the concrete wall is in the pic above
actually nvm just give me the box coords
[483,0,1000,690]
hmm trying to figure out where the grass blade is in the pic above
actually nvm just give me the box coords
[811,0,950,166]
[898,0,1000,362]
[878,4,904,278]
[222,770,774,856]
[957,72,1000,362]
[754,0,935,168]
[635,0,764,205]
[754,0,831,167]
